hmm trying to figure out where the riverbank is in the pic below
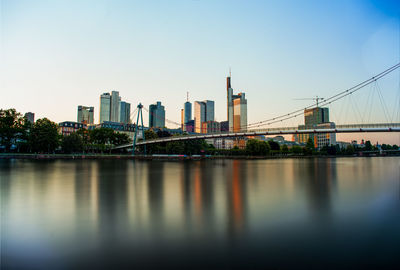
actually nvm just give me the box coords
[1,152,398,160]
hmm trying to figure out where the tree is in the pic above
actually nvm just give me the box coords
[30,118,60,153]
[291,145,303,154]
[90,128,114,145]
[62,132,83,153]
[246,139,270,155]
[304,137,314,155]
[281,144,289,153]
[268,140,280,151]
[0,109,26,152]
[111,132,130,146]
[365,140,372,151]
[327,145,337,155]
[166,141,185,154]
[345,144,355,155]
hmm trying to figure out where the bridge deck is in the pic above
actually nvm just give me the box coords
[113,124,400,149]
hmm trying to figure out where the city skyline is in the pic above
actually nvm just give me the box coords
[1,0,399,143]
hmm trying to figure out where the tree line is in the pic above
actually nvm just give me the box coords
[0,108,130,154]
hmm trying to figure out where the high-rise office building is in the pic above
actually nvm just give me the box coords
[304,107,329,127]
[110,91,120,122]
[100,93,111,123]
[24,112,35,124]
[194,100,214,133]
[119,101,131,124]
[295,107,336,149]
[201,121,220,134]
[77,106,94,124]
[149,101,165,128]
[227,74,247,132]
[99,91,130,124]
[182,101,192,131]
[181,93,192,132]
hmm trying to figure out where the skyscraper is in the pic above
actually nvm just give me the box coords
[110,91,120,122]
[100,93,111,123]
[24,112,35,124]
[194,100,214,133]
[295,107,336,149]
[99,91,130,124]
[183,101,192,131]
[304,107,329,127]
[149,101,165,128]
[77,106,94,124]
[227,74,247,132]
[119,101,131,124]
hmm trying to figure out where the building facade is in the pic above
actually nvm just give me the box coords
[182,101,192,131]
[294,107,336,149]
[119,101,131,124]
[24,112,35,124]
[227,75,247,132]
[201,121,221,134]
[149,101,165,128]
[100,93,111,123]
[77,106,94,124]
[194,100,214,133]
[110,91,120,122]
[100,91,130,124]
[58,121,86,136]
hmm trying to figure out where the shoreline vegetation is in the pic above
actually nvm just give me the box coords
[1,152,399,160]
[1,108,399,159]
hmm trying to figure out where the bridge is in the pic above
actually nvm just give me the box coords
[114,125,400,149]
[114,63,400,152]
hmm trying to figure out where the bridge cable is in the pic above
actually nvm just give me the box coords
[246,62,400,129]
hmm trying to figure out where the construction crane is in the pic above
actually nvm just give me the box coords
[294,96,325,108]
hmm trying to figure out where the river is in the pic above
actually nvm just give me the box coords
[1,157,399,269]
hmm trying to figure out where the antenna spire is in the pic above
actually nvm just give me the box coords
[186,91,189,102]
[229,67,231,77]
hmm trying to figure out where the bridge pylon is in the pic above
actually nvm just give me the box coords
[132,103,146,156]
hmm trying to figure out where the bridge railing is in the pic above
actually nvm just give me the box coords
[113,123,400,149]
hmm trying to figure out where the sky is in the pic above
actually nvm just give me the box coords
[1,0,399,144]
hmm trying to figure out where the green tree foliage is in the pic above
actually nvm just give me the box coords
[281,144,289,153]
[365,140,372,151]
[30,118,60,153]
[0,109,26,152]
[166,141,185,154]
[291,145,303,154]
[90,128,114,145]
[345,144,355,155]
[111,132,130,146]
[326,145,337,155]
[246,139,270,155]
[62,132,83,153]
[303,137,314,155]
[268,140,280,151]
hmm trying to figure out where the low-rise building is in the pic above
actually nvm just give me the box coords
[58,121,87,136]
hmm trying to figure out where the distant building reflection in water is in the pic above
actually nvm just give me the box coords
[226,160,247,236]
[301,159,337,221]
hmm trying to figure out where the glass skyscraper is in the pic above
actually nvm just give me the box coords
[194,100,214,133]
[99,93,111,123]
[77,106,94,124]
[149,101,165,128]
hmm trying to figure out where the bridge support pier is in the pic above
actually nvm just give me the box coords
[132,103,146,156]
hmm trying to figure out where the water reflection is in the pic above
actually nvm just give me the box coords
[1,158,399,269]
[302,159,337,221]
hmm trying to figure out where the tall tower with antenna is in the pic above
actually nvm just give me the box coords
[182,92,192,132]
[227,69,247,132]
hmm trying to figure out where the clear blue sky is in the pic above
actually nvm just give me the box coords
[1,0,399,143]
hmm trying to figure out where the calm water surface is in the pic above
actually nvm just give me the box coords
[1,158,400,269]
